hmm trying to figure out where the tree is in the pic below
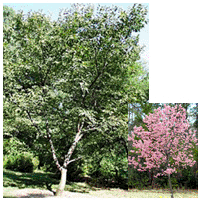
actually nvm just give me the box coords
[3,5,17,27]
[128,103,198,189]
[189,103,198,133]
[128,104,198,198]
[3,3,148,196]
[129,103,159,132]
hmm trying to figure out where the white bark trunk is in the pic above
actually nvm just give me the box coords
[55,168,67,196]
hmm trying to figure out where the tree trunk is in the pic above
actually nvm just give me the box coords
[55,168,67,196]
[168,173,174,198]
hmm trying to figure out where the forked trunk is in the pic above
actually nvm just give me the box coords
[55,168,67,196]
[168,173,174,198]
[52,125,84,196]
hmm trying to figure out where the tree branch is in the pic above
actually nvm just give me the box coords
[81,58,108,107]
[25,109,42,136]
[26,109,62,171]
[45,182,56,195]
[63,121,84,168]
[67,156,83,165]
[46,120,62,171]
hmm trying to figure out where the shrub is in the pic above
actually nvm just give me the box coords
[154,175,168,189]
[3,137,39,173]
[32,156,40,171]
[4,152,39,173]
[128,166,149,189]
[3,154,15,169]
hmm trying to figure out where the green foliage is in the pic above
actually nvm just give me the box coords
[3,137,39,173]
[128,164,198,190]
[128,166,149,189]
[4,152,39,173]
[100,154,127,180]
[79,127,128,185]
[176,165,198,189]
[3,5,17,32]
[3,137,28,155]
[153,176,168,189]
[168,177,179,189]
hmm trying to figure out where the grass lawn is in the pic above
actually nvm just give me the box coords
[3,168,198,198]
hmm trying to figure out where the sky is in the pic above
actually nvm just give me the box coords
[3,3,149,70]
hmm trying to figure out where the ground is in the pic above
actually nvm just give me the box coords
[3,169,198,198]
[3,187,95,198]
[3,187,198,198]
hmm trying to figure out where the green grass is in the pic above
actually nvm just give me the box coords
[3,168,198,198]
[3,168,98,198]
[3,168,59,189]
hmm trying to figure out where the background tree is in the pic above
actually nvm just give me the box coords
[79,124,128,188]
[3,3,149,196]
[128,104,198,197]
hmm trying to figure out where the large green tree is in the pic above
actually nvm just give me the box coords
[3,3,148,196]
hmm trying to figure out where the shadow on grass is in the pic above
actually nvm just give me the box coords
[64,181,96,193]
[4,169,128,196]
[3,168,59,190]
[3,194,50,198]
[20,194,51,198]
[3,196,18,198]
[67,177,128,194]
[73,176,128,191]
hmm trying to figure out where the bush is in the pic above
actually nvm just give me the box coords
[3,137,39,173]
[154,176,168,189]
[128,166,149,189]
[4,152,39,173]
[3,154,15,169]
[169,176,179,189]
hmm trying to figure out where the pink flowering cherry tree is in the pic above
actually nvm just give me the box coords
[128,104,198,198]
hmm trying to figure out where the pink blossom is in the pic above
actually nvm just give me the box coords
[128,104,198,178]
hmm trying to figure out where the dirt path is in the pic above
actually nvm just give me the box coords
[4,188,96,198]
